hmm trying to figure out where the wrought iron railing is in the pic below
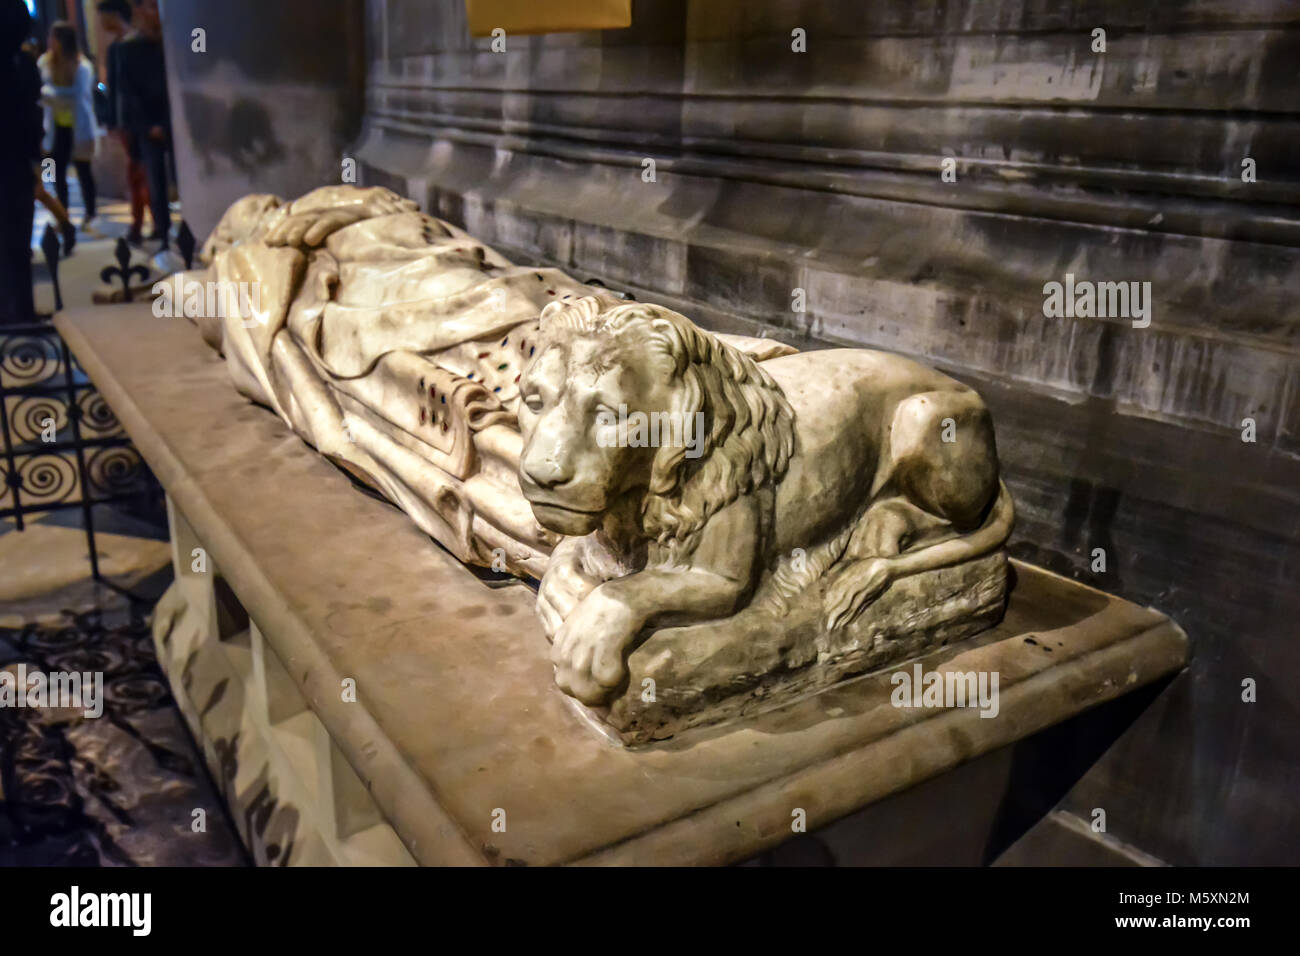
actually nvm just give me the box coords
[0,322,157,590]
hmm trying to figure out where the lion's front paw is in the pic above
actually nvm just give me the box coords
[551,590,639,706]
[824,557,892,630]
[535,538,601,639]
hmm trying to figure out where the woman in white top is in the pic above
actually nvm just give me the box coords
[38,21,99,230]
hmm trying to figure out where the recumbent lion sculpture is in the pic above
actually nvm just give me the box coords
[183,185,1014,741]
[518,294,1014,709]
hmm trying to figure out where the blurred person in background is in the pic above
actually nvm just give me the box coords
[115,0,171,248]
[99,0,149,246]
[1,0,43,323]
[38,21,99,240]
[19,23,79,256]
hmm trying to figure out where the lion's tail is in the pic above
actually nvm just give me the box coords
[758,480,1015,618]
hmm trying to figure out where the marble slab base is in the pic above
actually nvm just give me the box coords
[55,306,1188,866]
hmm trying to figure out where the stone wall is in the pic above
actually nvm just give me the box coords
[350,0,1300,865]
[160,0,366,238]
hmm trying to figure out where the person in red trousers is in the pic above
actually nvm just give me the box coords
[98,0,150,245]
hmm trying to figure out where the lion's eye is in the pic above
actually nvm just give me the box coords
[523,393,544,413]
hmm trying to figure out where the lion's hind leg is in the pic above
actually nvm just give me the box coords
[843,495,954,562]
[823,389,1004,630]
[824,497,953,630]
[886,388,999,530]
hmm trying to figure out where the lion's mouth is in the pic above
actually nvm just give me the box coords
[524,495,607,534]
[526,499,603,517]
[518,477,604,515]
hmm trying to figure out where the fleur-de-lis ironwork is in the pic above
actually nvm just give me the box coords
[100,237,151,302]
[177,221,197,270]
[40,223,63,313]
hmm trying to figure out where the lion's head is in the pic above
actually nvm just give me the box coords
[517,295,795,548]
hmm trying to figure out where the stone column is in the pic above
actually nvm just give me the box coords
[159,0,366,239]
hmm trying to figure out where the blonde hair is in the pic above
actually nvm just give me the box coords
[46,21,79,86]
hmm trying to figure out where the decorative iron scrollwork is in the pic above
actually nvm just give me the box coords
[9,395,68,443]
[77,390,120,435]
[15,453,78,506]
[86,445,144,497]
[0,324,158,590]
[0,332,60,385]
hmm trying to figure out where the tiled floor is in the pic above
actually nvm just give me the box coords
[0,577,246,866]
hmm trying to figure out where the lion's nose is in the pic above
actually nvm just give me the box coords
[521,452,572,490]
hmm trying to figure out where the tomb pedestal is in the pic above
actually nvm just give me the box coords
[56,306,1188,866]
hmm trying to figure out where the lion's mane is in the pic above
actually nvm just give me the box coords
[538,296,796,551]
